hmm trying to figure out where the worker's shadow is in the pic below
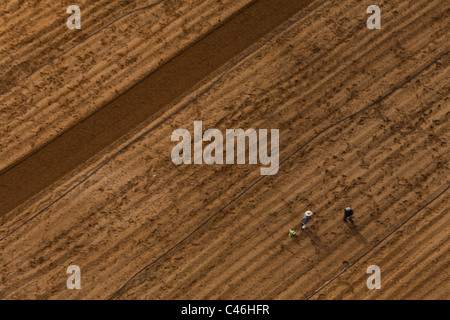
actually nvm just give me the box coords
[293,228,332,255]
[307,230,331,251]
[345,223,369,245]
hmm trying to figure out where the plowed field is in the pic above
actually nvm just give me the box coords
[0,0,448,300]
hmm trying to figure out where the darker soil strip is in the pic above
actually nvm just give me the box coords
[0,0,313,216]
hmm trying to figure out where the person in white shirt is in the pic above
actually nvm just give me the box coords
[302,210,313,230]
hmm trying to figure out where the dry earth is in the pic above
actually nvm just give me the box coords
[0,0,253,172]
[0,0,448,300]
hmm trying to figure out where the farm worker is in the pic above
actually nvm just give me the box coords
[288,229,296,237]
[343,206,354,224]
[302,211,313,230]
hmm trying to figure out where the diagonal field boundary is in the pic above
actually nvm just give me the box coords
[1,0,447,299]
[0,0,165,97]
[0,0,326,239]
[0,0,317,216]
[108,48,449,299]
[305,183,449,300]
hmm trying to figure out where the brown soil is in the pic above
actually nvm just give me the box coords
[0,0,313,216]
[0,0,448,300]
[311,191,449,300]
[0,0,254,172]
[0,0,158,93]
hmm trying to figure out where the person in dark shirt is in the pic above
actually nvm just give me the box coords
[343,206,354,224]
